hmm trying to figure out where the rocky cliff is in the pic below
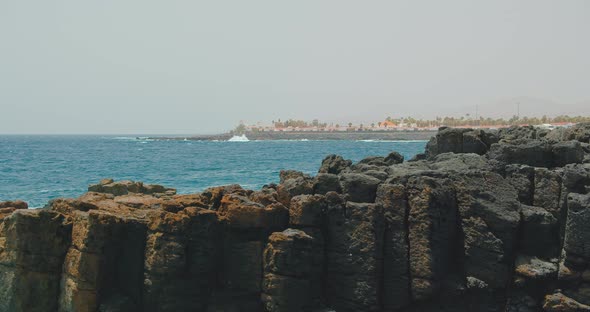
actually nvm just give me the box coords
[1,124,590,312]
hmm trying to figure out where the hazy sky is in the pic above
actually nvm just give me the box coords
[1,1,589,134]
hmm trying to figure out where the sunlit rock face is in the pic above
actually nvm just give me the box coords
[1,124,590,312]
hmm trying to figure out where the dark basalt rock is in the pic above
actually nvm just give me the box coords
[488,139,554,167]
[276,176,313,207]
[312,173,341,195]
[546,122,590,144]
[318,154,352,174]
[505,164,535,205]
[324,201,384,311]
[384,151,404,165]
[498,125,551,141]
[339,173,382,203]
[1,125,590,311]
[520,205,560,259]
[425,127,498,158]
[552,141,586,167]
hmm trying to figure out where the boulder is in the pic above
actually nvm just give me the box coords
[425,127,471,157]
[0,200,28,209]
[384,151,405,165]
[546,122,590,144]
[289,195,326,227]
[339,173,382,203]
[249,188,280,206]
[567,123,590,143]
[488,139,554,167]
[552,141,585,167]
[318,154,352,174]
[430,153,491,172]
[425,128,497,158]
[312,173,341,195]
[218,194,288,230]
[355,152,403,168]
[498,125,545,141]
[276,176,313,207]
[200,184,246,210]
[463,129,491,154]
[509,255,559,310]
[357,156,388,167]
[279,170,310,184]
[543,292,590,311]
[505,164,535,205]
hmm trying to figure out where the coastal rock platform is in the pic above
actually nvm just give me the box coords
[1,124,590,312]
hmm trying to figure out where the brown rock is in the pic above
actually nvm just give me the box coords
[59,210,146,312]
[0,200,28,209]
[262,229,315,312]
[219,194,288,230]
[543,292,590,311]
[0,209,71,312]
[289,195,326,227]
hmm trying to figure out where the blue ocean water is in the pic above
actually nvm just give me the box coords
[0,136,427,208]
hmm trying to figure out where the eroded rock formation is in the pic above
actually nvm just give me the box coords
[1,123,590,311]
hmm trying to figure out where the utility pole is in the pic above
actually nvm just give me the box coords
[517,102,520,120]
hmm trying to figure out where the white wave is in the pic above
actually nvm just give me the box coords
[111,136,137,140]
[227,134,250,142]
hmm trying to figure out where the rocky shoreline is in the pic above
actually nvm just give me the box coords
[1,124,590,312]
[150,130,436,141]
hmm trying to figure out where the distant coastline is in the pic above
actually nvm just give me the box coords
[150,130,437,141]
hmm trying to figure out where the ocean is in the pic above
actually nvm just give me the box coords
[0,136,427,208]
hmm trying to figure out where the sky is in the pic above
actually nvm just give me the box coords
[1,0,589,134]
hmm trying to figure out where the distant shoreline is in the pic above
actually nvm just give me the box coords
[150,130,437,141]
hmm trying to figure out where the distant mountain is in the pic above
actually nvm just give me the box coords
[477,96,590,119]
